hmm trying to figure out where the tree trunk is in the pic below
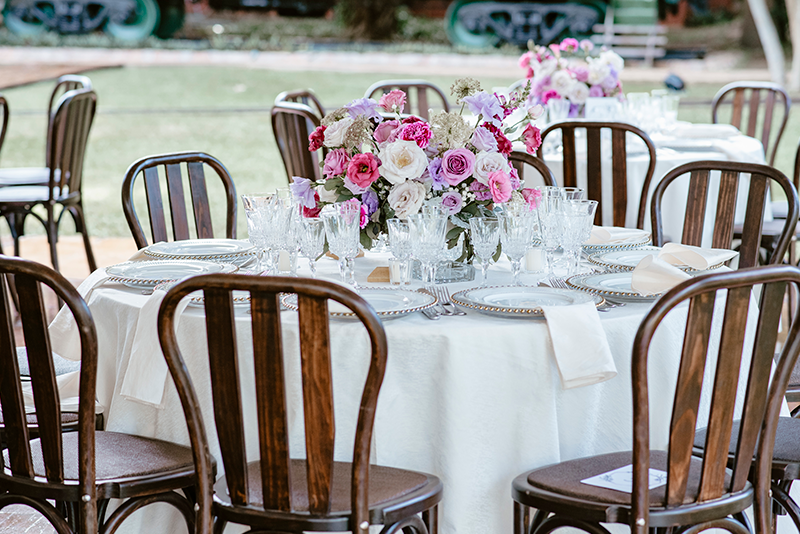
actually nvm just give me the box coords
[747,0,787,83]
[338,0,403,41]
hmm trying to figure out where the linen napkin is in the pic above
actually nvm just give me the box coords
[119,288,190,408]
[658,243,738,270]
[631,255,691,296]
[48,268,109,362]
[540,301,617,389]
[19,371,102,414]
[585,226,651,246]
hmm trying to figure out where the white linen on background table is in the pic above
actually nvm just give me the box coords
[82,252,760,534]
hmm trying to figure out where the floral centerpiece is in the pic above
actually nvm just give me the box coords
[291,78,545,260]
[519,38,624,117]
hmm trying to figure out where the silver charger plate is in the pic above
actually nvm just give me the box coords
[566,272,659,301]
[106,260,238,289]
[144,239,255,263]
[281,288,436,320]
[588,246,723,273]
[583,234,651,253]
[154,281,251,308]
[450,285,602,318]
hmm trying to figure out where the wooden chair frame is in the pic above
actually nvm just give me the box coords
[275,88,325,120]
[271,101,326,183]
[121,151,238,250]
[536,120,657,228]
[158,275,442,534]
[364,80,450,120]
[650,160,799,269]
[712,81,791,166]
[508,151,557,188]
[0,95,8,164]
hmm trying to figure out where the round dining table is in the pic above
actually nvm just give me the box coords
[66,250,754,534]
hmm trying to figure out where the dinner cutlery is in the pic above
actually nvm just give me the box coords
[421,308,440,320]
[545,277,625,310]
[435,285,466,316]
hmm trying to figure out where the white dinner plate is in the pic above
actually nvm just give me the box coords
[281,288,436,320]
[450,285,601,318]
[106,260,238,289]
[144,239,255,262]
[567,272,658,301]
[587,247,723,272]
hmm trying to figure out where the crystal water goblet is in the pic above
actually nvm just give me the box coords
[469,217,500,287]
[560,200,598,275]
[323,202,361,287]
[498,206,535,286]
[241,193,275,273]
[387,218,412,260]
[408,213,448,290]
[299,217,326,278]
[537,188,563,276]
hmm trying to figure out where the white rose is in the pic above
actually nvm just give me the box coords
[473,151,510,185]
[378,140,429,185]
[323,117,353,148]
[538,58,558,77]
[388,181,426,219]
[551,70,573,96]
[587,60,610,86]
[567,82,590,105]
[599,50,624,73]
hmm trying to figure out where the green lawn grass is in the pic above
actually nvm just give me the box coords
[0,66,795,241]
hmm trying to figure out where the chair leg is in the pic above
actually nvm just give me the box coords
[772,481,800,532]
[379,514,428,534]
[213,517,227,534]
[46,204,59,272]
[529,509,549,534]
[423,504,438,534]
[101,492,194,534]
[514,502,528,534]
[69,203,97,272]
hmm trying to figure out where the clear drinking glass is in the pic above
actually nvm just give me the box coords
[469,217,500,287]
[408,213,448,289]
[299,217,326,278]
[241,193,275,273]
[323,202,361,287]
[498,206,535,285]
[560,200,598,275]
[387,218,412,260]
[537,188,563,276]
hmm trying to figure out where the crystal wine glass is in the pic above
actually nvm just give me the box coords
[323,202,361,287]
[299,217,326,278]
[387,218,412,260]
[408,213,447,290]
[537,188,563,276]
[241,193,275,273]
[469,217,500,287]
[498,206,535,286]
[560,200,598,275]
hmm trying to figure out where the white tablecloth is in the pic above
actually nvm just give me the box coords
[84,253,752,534]
[537,132,767,245]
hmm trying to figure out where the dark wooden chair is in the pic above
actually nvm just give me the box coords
[157,275,443,534]
[508,151,557,188]
[275,88,325,120]
[0,74,92,188]
[271,101,326,183]
[122,151,238,250]
[513,265,800,534]
[0,88,98,272]
[0,255,204,534]
[0,94,8,164]
[536,121,657,228]
[364,80,449,120]
[711,81,790,166]
[650,160,799,269]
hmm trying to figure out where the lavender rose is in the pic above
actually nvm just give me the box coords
[440,191,463,215]
[462,91,504,127]
[440,148,476,186]
[345,97,382,122]
[427,157,447,191]
[471,126,498,152]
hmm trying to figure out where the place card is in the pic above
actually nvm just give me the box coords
[581,464,667,493]
[367,267,391,283]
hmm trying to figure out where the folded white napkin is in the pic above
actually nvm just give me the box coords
[128,248,150,261]
[585,226,651,245]
[670,123,741,139]
[119,288,190,408]
[658,243,738,270]
[631,255,691,296]
[48,268,109,362]
[540,301,617,389]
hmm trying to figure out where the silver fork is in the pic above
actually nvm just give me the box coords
[436,285,466,316]
[548,277,625,310]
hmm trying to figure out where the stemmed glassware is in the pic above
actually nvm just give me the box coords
[498,205,535,286]
[560,200,598,275]
[469,217,500,287]
[323,202,361,287]
[408,213,448,290]
[537,188,563,277]
[299,217,326,278]
[241,193,275,273]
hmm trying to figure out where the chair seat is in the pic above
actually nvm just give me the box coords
[215,459,434,514]
[0,167,54,187]
[772,200,789,220]
[0,411,79,426]
[693,417,800,480]
[0,185,60,203]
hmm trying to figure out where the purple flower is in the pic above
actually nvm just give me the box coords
[568,103,580,118]
[469,180,492,201]
[601,74,618,91]
[343,176,368,195]
[572,67,589,83]
[462,92,504,127]
[589,85,604,97]
[427,157,447,191]
[361,189,379,216]
[441,191,463,215]
[441,148,476,186]
[471,126,498,152]
[290,177,317,209]
[345,97,383,122]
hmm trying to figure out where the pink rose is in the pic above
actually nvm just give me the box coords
[560,38,579,52]
[359,205,369,228]
[440,148,476,186]
[379,90,406,113]
[323,148,350,179]
[400,121,433,148]
[541,90,560,105]
[488,170,513,203]
[519,51,534,69]
[309,125,326,151]
[374,120,401,144]
[346,153,381,189]
[522,124,542,154]
[521,188,542,211]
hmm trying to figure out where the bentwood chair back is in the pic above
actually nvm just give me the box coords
[271,101,325,183]
[364,80,449,120]
[650,160,799,268]
[157,275,442,534]
[536,120,657,228]
[46,75,93,170]
[275,88,325,120]
[122,151,238,250]
[0,256,201,534]
[712,82,791,166]
[508,151,557,188]
[0,95,8,163]
[513,265,800,534]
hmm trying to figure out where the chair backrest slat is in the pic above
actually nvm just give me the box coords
[271,102,324,183]
[730,88,745,128]
[48,89,96,196]
[538,121,656,229]
[665,291,714,506]
[165,163,191,242]
[364,80,450,120]
[746,89,761,137]
[275,89,325,120]
[739,173,769,268]
[762,91,776,149]
[508,151,556,187]
[710,169,740,249]
[122,152,237,249]
[45,75,92,168]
